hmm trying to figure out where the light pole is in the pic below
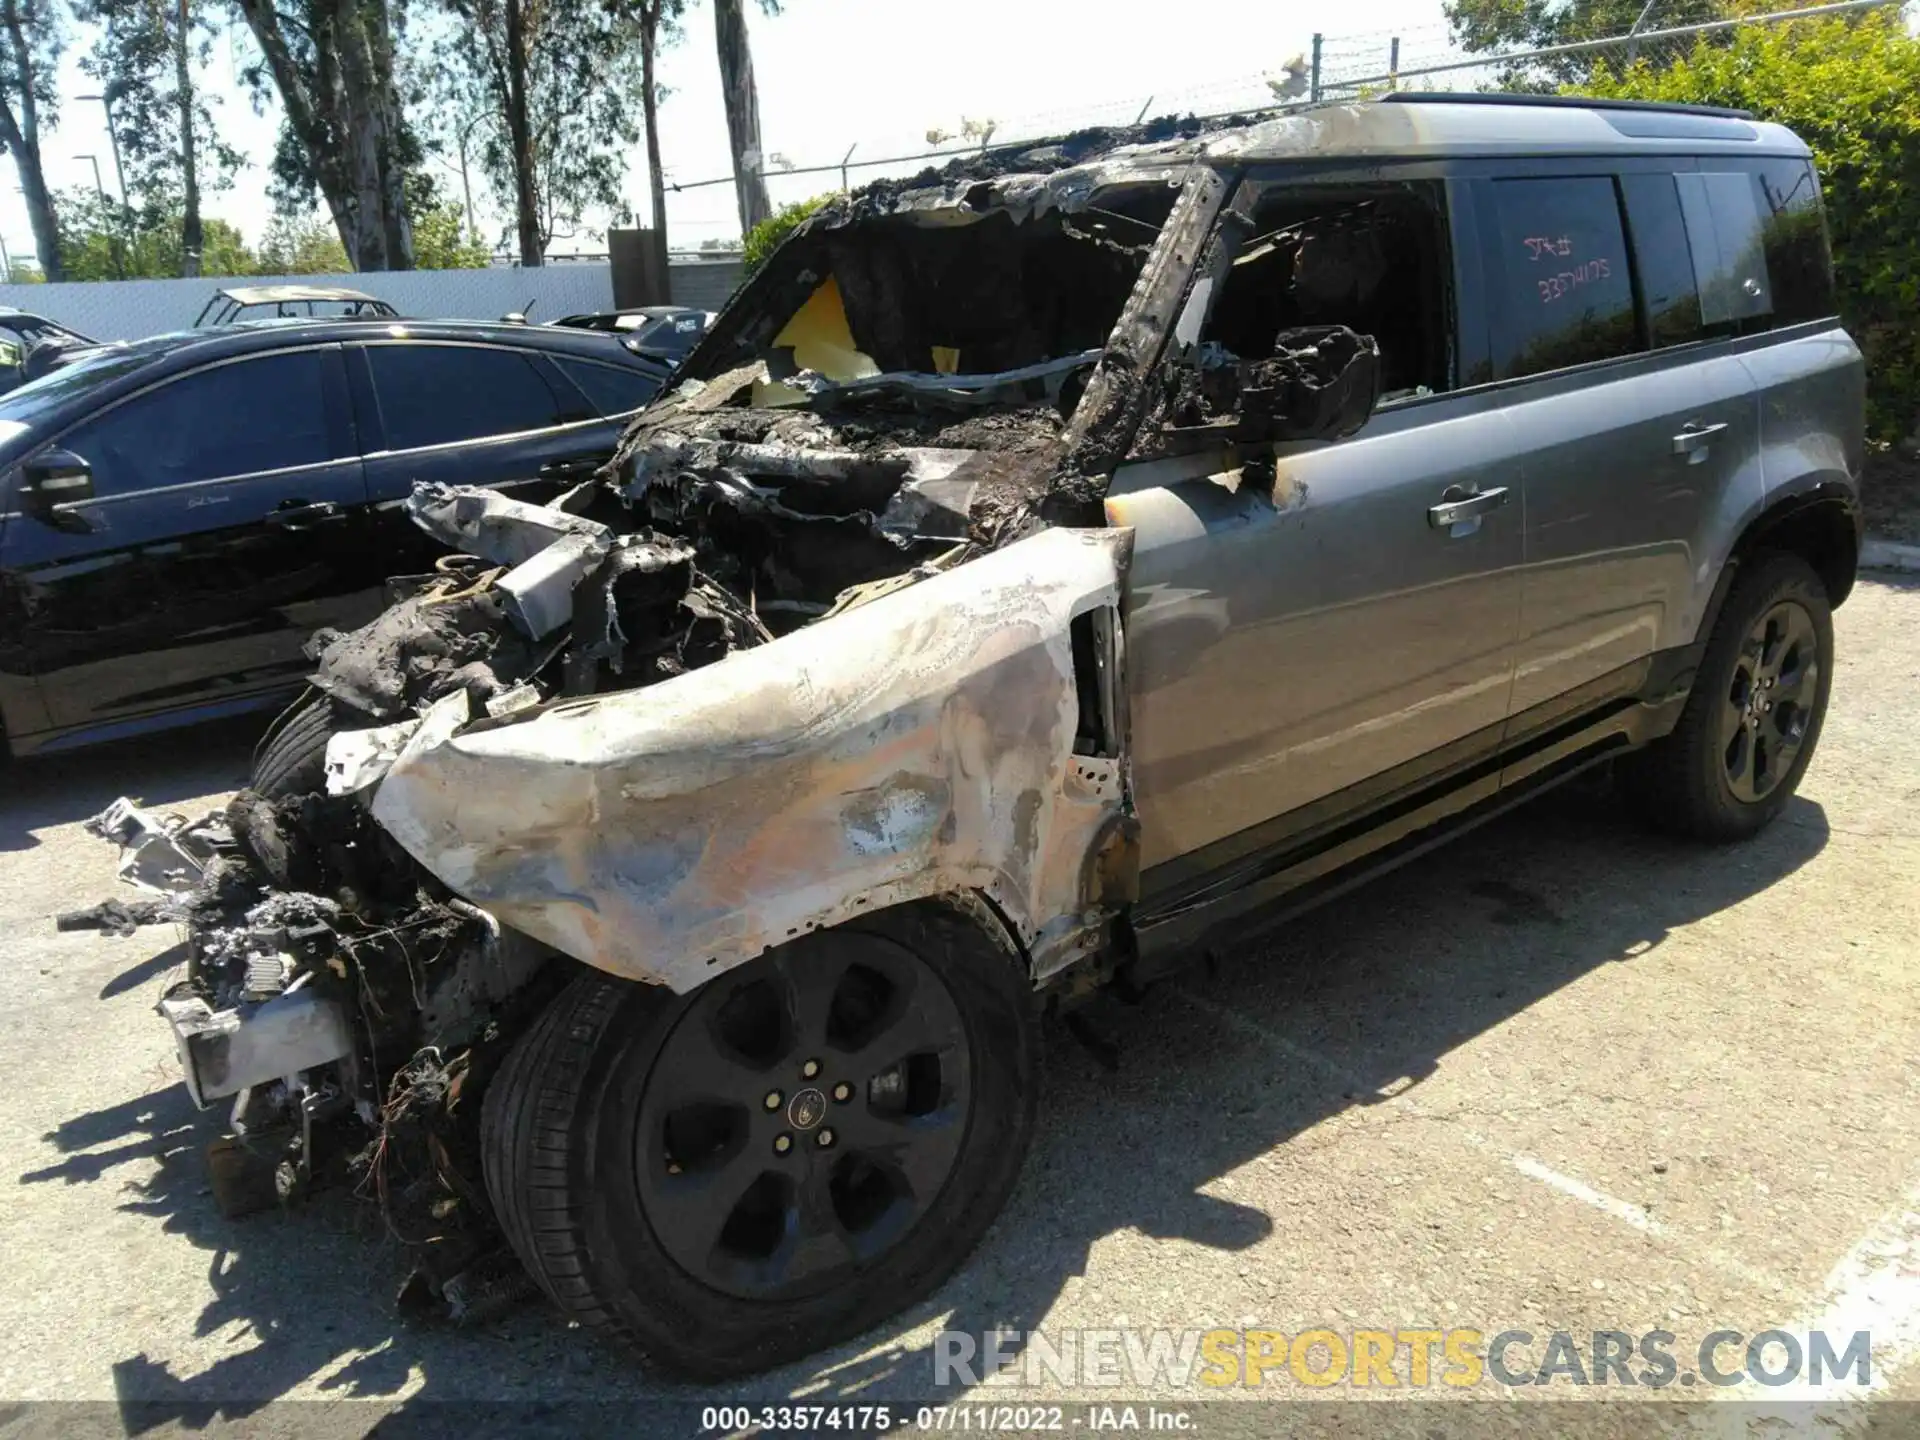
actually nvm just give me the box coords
[75,155,126,279]
[74,92,128,204]
[77,91,133,280]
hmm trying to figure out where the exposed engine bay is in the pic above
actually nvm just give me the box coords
[71,118,1384,1320]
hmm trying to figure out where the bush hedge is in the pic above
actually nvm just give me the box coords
[1585,8,1920,440]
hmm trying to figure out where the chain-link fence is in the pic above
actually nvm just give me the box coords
[677,0,1899,247]
[1311,0,1889,98]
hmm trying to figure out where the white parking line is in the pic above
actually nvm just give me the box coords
[1690,1183,1920,1439]
[1508,1153,1661,1234]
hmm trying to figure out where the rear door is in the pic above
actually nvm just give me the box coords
[351,339,628,573]
[15,346,374,732]
[1476,166,1760,729]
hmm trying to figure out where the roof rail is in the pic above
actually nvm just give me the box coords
[1378,92,1754,121]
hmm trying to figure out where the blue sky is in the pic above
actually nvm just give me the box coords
[7,0,1455,265]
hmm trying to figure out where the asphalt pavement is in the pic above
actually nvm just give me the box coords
[2,573,1916,1438]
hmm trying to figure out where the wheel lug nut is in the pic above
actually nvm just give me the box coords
[816,1128,835,1148]
[667,1162,681,1175]
[774,1133,793,1154]
[801,1059,821,1079]
[832,1082,853,1103]
[763,1090,783,1111]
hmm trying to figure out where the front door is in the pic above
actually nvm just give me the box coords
[15,346,374,733]
[1115,398,1525,874]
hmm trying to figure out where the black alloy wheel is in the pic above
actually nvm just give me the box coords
[635,934,973,1300]
[481,900,1041,1377]
[1619,550,1834,841]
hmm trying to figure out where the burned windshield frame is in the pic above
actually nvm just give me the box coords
[671,167,1204,398]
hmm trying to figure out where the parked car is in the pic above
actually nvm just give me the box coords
[549,304,712,362]
[0,318,673,757]
[193,284,400,326]
[0,306,96,395]
[88,95,1860,1376]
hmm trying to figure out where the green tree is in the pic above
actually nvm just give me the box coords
[1445,0,1731,86]
[255,211,350,273]
[0,0,67,279]
[741,192,827,275]
[78,0,248,276]
[55,183,254,279]
[1584,8,1920,438]
[431,0,655,265]
[411,195,490,268]
[233,0,416,270]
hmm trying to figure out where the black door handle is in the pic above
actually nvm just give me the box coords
[266,501,343,529]
[539,454,609,480]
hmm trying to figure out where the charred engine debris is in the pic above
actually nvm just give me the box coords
[70,110,1398,1323]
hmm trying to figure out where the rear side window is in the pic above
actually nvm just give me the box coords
[366,344,565,451]
[555,357,660,417]
[1620,173,1704,348]
[59,351,333,497]
[1490,177,1639,379]
[1674,171,1773,329]
[1748,158,1835,326]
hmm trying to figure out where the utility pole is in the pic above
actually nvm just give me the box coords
[176,0,202,276]
[77,155,125,278]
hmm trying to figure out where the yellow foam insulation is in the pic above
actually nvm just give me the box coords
[931,346,961,375]
[771,275,879,381]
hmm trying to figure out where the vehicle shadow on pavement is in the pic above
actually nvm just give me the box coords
[0,717,258,855]
[19,777,1831,1418]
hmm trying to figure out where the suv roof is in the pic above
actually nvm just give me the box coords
[870,96,1807,216]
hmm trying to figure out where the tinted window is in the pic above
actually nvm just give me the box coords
[1749,158,1834,326]
[366,344,565,451]
[556,358,660,417]
[1491,177,1639,379]
[59,350,332,497]
[1620,173,1704,349]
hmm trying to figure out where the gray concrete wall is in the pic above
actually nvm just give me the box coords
[0,259,744,343]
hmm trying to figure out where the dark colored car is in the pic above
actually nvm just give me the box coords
[0,318,671,758]
[549,305,712,362]
[0,307,96,395]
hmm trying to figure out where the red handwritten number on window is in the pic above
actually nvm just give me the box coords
[1535,257,1612,304]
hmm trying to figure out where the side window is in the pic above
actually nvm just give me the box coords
[366,344,566,451]
[1174,179,1453,417]
[1620,173,1704,348]
[555,357,661,417]
[1490,176,1639,380]
[60,351,332,497]
[1674,171,1773,329]
[1748,158,1835,326]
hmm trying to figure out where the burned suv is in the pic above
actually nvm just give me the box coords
[84,95,1862,1376]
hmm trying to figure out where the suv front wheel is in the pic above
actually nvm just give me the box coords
[1620,551,1834,841]
[480,898,1040,1377]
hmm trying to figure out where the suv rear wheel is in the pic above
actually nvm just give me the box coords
[480,899,1039,1377]
[1620,551,1833,841]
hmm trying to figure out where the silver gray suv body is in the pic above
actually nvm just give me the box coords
[1112,94,1861,957]
[98,94,1861,1376]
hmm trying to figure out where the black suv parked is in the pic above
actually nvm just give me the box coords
[0,319,671,757]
